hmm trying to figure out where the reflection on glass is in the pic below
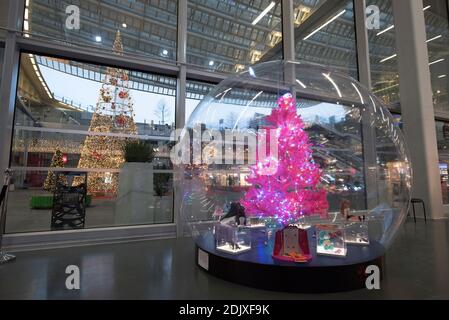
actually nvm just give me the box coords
[367,0,400,108]
[7,39,176,233]
[293,0,329,26]
[295,0,358,79]
[424,0,449,113]
[186,80,215,123]
[187,0,283,73]
[23,0,177,61]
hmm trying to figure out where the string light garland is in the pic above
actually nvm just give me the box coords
[13,139,83,154]
[74,30,138,195]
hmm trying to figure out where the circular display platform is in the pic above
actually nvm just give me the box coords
[195,228,384,293]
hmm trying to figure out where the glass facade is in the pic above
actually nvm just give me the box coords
[424,0,449,114]
[367,0,400,108]
[186,79,215,121]
[187,0,283,73]
[295,0,358,79]
[24,0,178,62]
[436,120,449,204]
[6,52,176,233]
[0,0,448,236]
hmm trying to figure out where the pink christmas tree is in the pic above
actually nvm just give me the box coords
[241,93,329,225]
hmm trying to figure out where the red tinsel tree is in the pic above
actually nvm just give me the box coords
[241,93,329,225]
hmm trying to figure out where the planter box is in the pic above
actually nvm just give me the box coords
[30,195,92,209]
[115,162,156,225]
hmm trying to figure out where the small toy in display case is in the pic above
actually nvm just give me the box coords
[340,200,351,219]
[215,223,251,255]
[296,216,312,230]
[341,199,366,222]
[272,225,312,263]
[316,224,347,257]
[345,221,369,245]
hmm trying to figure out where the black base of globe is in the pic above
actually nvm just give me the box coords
[195,244,384,293]
[195,227,385,293]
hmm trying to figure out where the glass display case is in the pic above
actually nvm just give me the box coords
[215,223,251,255]
[316,224,347,257]
[345,221,370,245]
[179,60,412,292]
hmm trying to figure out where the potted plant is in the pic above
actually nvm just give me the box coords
[123,140,155,163]
[115,140,157,225]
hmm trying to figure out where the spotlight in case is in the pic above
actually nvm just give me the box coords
[209,60,215,66]
[161,49,169,57]
[122,23,127,28]
[95,36,102,42]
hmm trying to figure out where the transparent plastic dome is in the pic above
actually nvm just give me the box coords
[178,60,411,266]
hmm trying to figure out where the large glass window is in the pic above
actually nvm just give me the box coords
[424,0,449,114]
[186,79,215,122]
[23,0,177,62]
[6,50,176,233]
[367,0,400,108]
[294,0,358,79]
[187,0,283,73]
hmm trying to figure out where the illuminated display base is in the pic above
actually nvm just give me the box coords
[247,223,266,229]
[317,246,347,257]
[195,228,385,293]
[216,243,251,255]
[346,238,370,245]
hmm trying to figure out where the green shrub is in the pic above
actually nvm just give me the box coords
[124,140,155,163]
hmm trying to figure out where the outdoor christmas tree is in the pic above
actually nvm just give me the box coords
[241,93,329,225]
[44,148,67,192]
[75,30,137,195]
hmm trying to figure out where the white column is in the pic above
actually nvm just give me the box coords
[393,0,444,219]
[174,0,188,237]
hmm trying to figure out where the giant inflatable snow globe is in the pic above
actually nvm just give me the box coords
[177,60,412,293]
